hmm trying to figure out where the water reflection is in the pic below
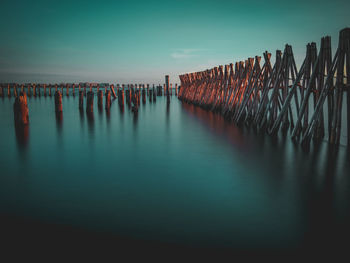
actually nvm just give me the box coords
[79,108,85,129]
[14,123,29,151]
[86,111,94,138]
[182,101,350,251]
[106,108,111,125]
[55,111,63,135]
[132,111,138,132]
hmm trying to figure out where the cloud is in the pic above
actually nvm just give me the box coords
[170,49,206,59]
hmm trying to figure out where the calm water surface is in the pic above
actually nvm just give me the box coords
[0,94,349,252]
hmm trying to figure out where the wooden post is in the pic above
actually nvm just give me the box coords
[86,91,94,113]
[110,84,117,98]
[37,84,41,97]
[149,86,153,102]
[119,89,125,106]
[44,84,47,96]
[79,90,84,110]
[153,86,157,102]
[98,90,103,109]
[13,84,18,97]
[0,85,3,97]
[105,90,111,110]
[49,85,52,96]
[14,92,29,126]
[142,86,146,104]
[33,84,36,97]
[27,84,31,97]
[54,91,63,113]
[8,84,11,97]
[72,84,75,96]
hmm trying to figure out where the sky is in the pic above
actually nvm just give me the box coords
[0,0,349,84]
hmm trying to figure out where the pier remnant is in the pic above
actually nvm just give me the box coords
[79,90,84,110]
[105,90,111,110]
[13,92,29,126]
[86,91,94,113]
[54,91,63,112]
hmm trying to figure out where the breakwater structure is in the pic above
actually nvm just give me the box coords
[178,28,350,147]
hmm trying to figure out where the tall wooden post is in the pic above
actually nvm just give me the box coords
[14,92,29,126]
[27,84,31,97]
[110,84,117,98]
[79,90,84,110]
[55,91,63,113]
[98,90,103,109]
[37,84,41,97]
[105,90,111,110]
[86,91,94,113]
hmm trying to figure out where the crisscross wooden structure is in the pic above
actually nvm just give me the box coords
[179,28,350,146]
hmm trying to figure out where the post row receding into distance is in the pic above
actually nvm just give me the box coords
[178,28,350,147]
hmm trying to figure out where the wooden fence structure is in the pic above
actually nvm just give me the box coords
[178,28,350,146]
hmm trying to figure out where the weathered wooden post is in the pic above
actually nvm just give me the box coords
[27,84,31,97]
[175,84,178,96]
[0,85,3,97]
[89,83,92,92]
[61,84,64,95]
[33,84,36,97]
[153,86,157,102]
[8,84,11,97]
[142,85,146,104]
[110,84,117,99]
[43,84,47,96]
[105,90,111,110]
[84,85,87,96]
[165,75,170,103]
[86,91,94,113]
[55,91,63,113]
[14,92,29,126]
[119,89,125,106]
[98,90,103,109]
[72,84,75,96]
[149,86,153,102]
[37,84,41,97]
[79,90,84,110]
[49,85,52,96]
[13,84,18,98]
[21,84,24,93]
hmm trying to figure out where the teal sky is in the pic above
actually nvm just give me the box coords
[0,0,349,84]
